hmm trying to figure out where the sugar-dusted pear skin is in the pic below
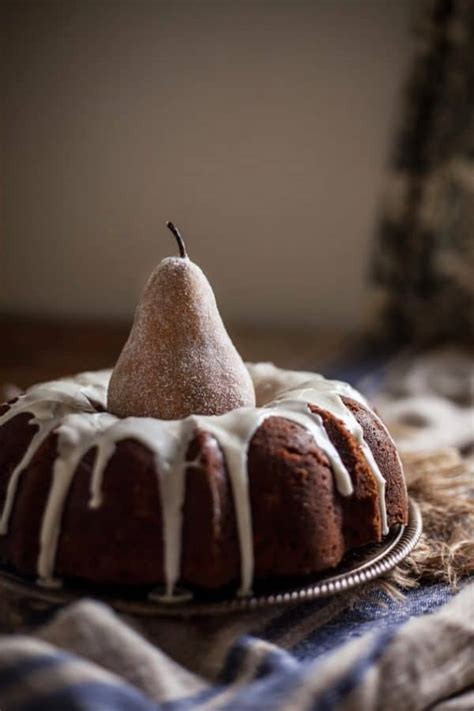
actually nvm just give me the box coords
[108,257,256,420]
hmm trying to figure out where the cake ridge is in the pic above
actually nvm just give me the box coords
[0,363,401,597]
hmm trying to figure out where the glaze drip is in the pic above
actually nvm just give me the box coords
[38,412,115,586]
[0,363,398,596]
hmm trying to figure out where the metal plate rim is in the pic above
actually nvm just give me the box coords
[0,499,422,618]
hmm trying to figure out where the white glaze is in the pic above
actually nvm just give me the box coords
[0,403,64,535]
[192,408,269,596]
[0,363,398,595]
[111,417,192,598]
[282,383,388,534]
[37,412,115,586]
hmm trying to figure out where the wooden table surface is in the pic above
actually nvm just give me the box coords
[0,315,350,399]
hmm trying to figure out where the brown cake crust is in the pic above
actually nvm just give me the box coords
[343,397,408,529]
[0,390,408,590]
[248,417,346,579]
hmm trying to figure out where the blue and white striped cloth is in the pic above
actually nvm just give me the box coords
[0,581,472,710]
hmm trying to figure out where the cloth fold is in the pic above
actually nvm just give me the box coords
[37,599,206,702]
[0,583,472,710]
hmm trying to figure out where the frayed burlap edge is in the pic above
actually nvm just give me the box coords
[375,448,474,599]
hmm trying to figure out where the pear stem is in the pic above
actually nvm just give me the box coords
[166,221,188,259]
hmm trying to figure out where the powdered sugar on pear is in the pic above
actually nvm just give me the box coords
[108,253,256,420]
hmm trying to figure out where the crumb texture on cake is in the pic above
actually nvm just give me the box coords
[0,363,408,595]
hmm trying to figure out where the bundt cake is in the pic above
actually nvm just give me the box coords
[0,362,408,599]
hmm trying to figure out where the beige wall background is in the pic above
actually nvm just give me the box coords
[1,0,412,329]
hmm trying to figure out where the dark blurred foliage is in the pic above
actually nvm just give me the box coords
[372,0,474,347]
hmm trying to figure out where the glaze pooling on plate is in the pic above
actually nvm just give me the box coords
[0,363,397,597]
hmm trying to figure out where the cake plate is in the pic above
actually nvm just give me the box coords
[0,499,421,629]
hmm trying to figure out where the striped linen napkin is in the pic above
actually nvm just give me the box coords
[0,581,472,710]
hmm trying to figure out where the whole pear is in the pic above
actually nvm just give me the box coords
[108,222,256,420]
